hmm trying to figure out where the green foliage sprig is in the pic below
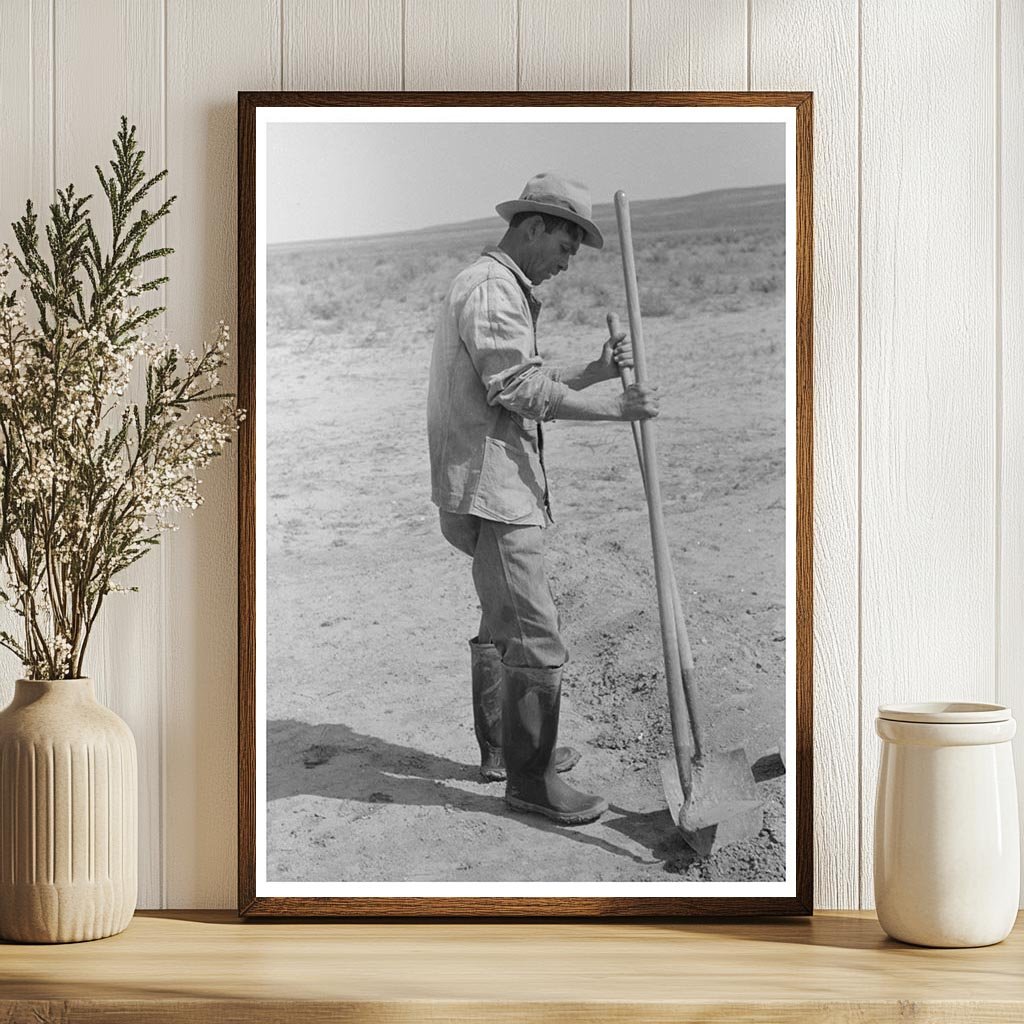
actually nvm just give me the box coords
[0,116,243,679]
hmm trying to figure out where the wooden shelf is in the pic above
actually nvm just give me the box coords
[1,910,1022,1022]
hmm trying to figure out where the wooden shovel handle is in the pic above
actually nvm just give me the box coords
[608,312,706,760]
[613,192,695,790]
[607,313,649,492]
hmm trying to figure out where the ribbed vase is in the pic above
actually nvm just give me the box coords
[0,678,137,943]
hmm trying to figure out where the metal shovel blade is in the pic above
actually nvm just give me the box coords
[660,751,763,857]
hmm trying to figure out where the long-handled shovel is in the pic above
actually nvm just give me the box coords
[612,190,763,858]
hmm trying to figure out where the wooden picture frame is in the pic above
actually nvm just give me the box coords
[238,91,813,917]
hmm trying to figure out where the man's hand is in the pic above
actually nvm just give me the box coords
[551,381,661,421]
[599,314,635,380]
[618,383,660,421]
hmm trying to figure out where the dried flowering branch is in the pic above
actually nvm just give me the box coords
[0,116,243,679]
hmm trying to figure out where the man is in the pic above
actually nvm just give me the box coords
[427,171,660,826]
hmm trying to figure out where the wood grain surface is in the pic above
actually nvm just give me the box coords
[1,910,1023,1022]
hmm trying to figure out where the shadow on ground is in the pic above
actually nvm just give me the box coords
[602,804,704,874]
[267,719,663,868]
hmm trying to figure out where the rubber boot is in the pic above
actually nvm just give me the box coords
[470,637,505,781]
[470,639,581,783]
[501,664,607,825]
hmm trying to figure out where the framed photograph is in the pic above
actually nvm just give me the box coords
[238,91,812,917]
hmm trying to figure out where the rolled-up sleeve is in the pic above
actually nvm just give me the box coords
[484,358,567,421]
[458,277,569,422]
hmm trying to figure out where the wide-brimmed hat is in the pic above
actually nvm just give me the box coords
[496,171,604,249]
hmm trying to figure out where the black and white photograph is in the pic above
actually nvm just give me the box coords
[243,99,808,911]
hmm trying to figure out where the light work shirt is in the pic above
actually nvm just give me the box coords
[428,248,570,525]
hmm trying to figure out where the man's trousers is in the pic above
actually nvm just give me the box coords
[438,511,566,669]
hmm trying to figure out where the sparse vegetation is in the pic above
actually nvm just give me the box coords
[267,187,786,345]
[749,272,781,293]
[639,287,675,318]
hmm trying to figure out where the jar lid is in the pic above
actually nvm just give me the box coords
[877,701,1011,724]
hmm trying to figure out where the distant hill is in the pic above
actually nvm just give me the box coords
[270,183,784,255]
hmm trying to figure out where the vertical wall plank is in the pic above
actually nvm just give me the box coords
[0,0,52,229]
[519,0,628,90]
[284,0,401,90]
[1000,0,1024,904]
[860,1,997,908]
[631,0,746,90]
[164,0,279,908]
[0,0,53,696]
[405,0,516,90]
[0,0,1016,913]
[750,0,860,911]
[50,0,166,909]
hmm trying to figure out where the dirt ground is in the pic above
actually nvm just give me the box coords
[265,188,788,884]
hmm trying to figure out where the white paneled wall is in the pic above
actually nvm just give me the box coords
[1005,0,1024,883]
[859,1,999,910]
[751,0,860,912]
[0,0,1018,910]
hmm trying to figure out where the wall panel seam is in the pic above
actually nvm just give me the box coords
[686,5,691,92]
[160,0,169,910]
[622,0,630,91]
[994,0,1003,705]
[516,0,521,90]
[856,0,864,910]
[29,0,34,186]
[746,0,752,90]
[50,0,54,197]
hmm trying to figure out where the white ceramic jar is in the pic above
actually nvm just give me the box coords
[874,702,1019,947]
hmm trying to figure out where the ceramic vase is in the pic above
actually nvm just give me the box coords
[0,678,137,942]
[874,702,1019,948]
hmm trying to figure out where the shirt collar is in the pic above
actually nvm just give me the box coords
[482,247,534,293]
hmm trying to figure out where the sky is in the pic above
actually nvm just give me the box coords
[267,120,785,245]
